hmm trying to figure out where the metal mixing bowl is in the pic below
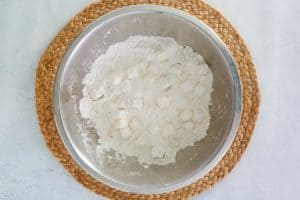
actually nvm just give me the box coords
[53,5,242,194]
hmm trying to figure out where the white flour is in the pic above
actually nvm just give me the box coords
[79,36,213,166]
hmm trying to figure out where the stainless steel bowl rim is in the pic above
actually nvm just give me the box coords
[53,5,242,194]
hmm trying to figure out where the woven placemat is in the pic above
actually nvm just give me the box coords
[35,0,260,199]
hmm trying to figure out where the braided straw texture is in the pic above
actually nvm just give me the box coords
[35,0,260,199]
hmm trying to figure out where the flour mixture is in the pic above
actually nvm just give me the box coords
[79,36,213,166]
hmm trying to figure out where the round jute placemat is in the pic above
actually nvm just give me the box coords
[35,0,260,199]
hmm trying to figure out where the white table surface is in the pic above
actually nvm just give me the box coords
[1,0,300,199]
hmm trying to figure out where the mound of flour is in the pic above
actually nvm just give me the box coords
[79,36,213,166]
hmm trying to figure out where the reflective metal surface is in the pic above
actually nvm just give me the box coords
[53,5,242,194]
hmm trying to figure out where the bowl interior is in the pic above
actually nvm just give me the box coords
[55,6,240,194]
